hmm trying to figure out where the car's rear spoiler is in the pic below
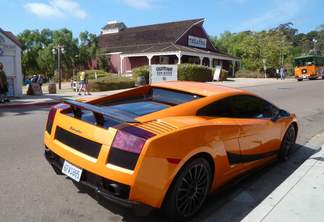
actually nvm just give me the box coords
[63,99,139,125]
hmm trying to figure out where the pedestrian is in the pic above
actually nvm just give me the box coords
[31,75,38,83]
[77,71,85,95]
[279,66,285,80]
[276,68,279,80]
[77,70,91,96]
[0,63,10,103]
[37,75,44,87]
[84,71,91,95]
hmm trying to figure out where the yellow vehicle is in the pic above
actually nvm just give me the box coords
[294,55,324,81]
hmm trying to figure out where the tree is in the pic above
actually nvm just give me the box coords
[18,28,98,79]
[212,22,323,73]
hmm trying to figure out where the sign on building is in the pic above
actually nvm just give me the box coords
[213,65,222,81]
[150,65,178,83]
[188,35,207,49]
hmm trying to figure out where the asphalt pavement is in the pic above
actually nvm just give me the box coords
[1,79,324,222]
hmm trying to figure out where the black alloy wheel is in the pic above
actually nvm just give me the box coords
[163,158,212,221]
[279,125,296,161]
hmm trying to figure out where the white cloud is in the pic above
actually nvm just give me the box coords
[24,0,87,19]
[119,0,155,9]
[241,0,306,31]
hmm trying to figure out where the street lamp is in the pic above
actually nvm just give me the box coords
[262,58,267,79]
[312,38,317,55]
[52,45,65,90]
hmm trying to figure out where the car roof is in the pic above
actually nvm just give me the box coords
[151,81,244,97]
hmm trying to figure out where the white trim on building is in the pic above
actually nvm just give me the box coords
[116,50,240,75]
[0,31,23,97]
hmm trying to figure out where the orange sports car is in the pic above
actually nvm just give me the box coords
[44,81,298,221]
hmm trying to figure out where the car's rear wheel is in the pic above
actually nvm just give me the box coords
[163,158,212,221]
[278,125,296,161]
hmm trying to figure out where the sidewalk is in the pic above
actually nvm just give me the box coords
[0,83,125,109]
[0,78,296,109]
[213,77,296,88]
[242,132,324,222]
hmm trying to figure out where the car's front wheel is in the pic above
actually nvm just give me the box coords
[278,125,297,161]
[163,158,212,221]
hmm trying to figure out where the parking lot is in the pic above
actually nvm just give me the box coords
[1,79,324,222]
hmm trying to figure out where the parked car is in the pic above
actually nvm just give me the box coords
[44,81,298,221]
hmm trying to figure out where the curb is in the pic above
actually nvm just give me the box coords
[242,138,324,222]
[0,100,60,109]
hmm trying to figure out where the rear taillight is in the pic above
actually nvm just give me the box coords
[108,126,155,170]
[46,103,70,134]
[112,130,146,154]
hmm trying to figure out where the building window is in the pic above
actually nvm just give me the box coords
[159,56,169,64]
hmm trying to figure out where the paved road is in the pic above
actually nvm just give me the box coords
[1,79,324,222]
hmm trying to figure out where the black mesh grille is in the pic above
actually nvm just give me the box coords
[108,148,139,170]
[55,127,102,158]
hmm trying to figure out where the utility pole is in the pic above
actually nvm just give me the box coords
[52,45,65,90]
[262,59,267,79]
[313,38,318,55]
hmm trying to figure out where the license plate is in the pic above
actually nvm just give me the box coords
[303,75,307,78]
[62,161,83,182]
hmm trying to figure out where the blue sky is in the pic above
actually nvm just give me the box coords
[1,0,324,38]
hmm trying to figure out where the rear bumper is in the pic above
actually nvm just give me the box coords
[295,73,318,79]
[44,147,147,209]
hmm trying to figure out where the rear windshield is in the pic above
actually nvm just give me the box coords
[99,87,202,118]
[108,101,169,117]
[150,87,202,105]
[64,87,203,128]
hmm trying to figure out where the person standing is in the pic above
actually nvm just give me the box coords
[37,75,44,87]
[279,66,285,80]
[77,70,85,95]
[77,70,91,96]
[84,71,91,95]
[0,63,9,103]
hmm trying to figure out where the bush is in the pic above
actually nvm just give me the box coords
[220,69,228,81]
[178,64,213,82]
[89,75,135,91]
[77,70,111,80]
[235,70,264,78]
[132,66,149,83]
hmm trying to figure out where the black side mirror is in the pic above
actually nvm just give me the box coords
[271,111,280,122]
[272,109,290,122]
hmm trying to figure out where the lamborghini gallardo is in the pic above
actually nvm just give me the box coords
[44,81,298,221]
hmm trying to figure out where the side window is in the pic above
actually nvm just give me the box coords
[197,97,234,117]
[230,95,264,118]
[197,95,277,119]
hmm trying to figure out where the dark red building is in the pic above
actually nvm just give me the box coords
[98,18,240,75]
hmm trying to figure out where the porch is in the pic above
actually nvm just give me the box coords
[107,50,240,77]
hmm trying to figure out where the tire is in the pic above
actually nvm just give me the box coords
[278,125,296,161]
[297,78,303,81]
[163,158,212,221]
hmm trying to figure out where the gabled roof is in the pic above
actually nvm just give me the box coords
[113,42,239,60]
[101,22,127,31]
[98,18,205,52]
[0,28,22,48]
